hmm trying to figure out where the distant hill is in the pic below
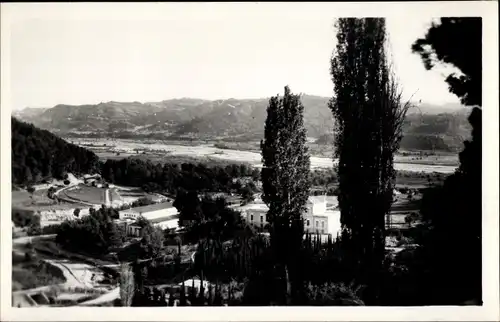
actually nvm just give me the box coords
[14,97,472,152]
[14,101,163,133]
[11,117,100,186]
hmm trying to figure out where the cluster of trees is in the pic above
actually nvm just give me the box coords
[12,209,62,237]
[120,233,364,306]
[238,181,258,204]
[12,210,41,235]
[55,206,126,254]
[173,190,251,243]
[310,169,337,187]
[100,158,260,195]
[118,217,166,261]
[12,117,100,185]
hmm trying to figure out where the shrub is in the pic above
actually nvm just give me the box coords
[24,252,33,262]
[12,210,40,228]
[12,260,65,290]
[304,282,364,306]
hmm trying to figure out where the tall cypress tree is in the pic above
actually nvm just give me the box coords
[261,86,311,303]
[329,18,410,301]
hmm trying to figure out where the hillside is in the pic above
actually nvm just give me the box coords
[14,97,471,151]
[11,117,100,186]
[15,101,164,133]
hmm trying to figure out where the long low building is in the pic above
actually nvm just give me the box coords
[118,202,178,221]
[118,201,179,236]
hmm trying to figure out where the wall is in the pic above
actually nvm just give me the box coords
[312,201,327,215]
[154,218,179,230]
[326,210,342,238]
[119,207,178,221]
[127,225,142,237]
[305,214,328,234]
[244,209,267,229]
[38,206,99,227]
[142,208,177,221]
[119,210,140,220]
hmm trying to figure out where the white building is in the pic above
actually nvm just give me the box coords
[241,203,269,230]
[241,196,341,237]
[118,202,177,221]
[118,201,179,236]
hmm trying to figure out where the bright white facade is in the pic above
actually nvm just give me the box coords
[241,203,269,230]
[240,196,342,237]
[151,217,179,231]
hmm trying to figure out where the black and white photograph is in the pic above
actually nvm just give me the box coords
[1,2,498,321]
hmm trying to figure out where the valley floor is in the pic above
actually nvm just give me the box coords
[69,138,459,174]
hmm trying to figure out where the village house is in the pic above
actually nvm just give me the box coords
[241,196,341,237]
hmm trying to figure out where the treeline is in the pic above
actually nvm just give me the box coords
[309,168,447,191]
[100,158,260,195]
[12,117,100,185]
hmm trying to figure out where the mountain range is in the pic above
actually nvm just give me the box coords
[12,96,472,151]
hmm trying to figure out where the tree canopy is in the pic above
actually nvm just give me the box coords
[55,206,125,254]
[411,17,483,305]
[412,18,482,107]
[329,18,410,302]
[261,86,311,303]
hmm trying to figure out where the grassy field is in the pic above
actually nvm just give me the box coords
[12,189,57,209]
[61,184,106,205]
[12,188,88,216]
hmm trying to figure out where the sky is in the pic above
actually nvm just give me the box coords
[4,3,463,110]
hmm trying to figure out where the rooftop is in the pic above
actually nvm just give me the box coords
[149,214,179,224]
[119,201,174,214]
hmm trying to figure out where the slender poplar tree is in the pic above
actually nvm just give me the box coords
[260,86,311,303]
[119,263,135,307]
[329,18,410,300]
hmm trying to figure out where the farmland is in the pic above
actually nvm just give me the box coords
[70,138,459,174]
